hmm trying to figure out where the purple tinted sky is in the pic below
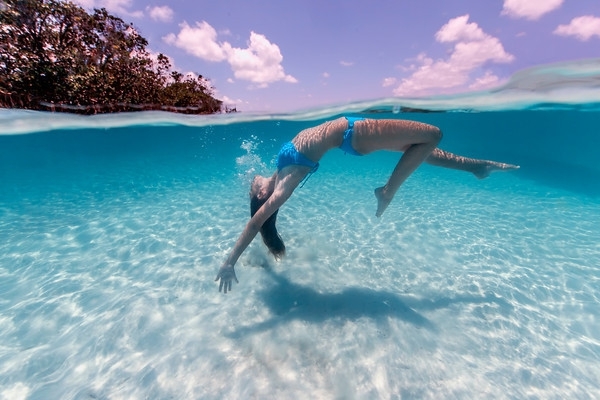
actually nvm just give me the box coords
[73,0,600,112]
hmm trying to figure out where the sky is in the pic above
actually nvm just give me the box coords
[71,0,600,113]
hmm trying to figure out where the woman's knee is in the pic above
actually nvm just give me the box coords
[413,121,442,146]
[429,126,443,146]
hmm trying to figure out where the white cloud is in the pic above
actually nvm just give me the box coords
[435,15,486,42]
[501,0,563,20]
[220,95,241,106]
[163,21,296,87]
[163,21,227,62]
[392,15,513,97]
[225,32,297,87]
[382,77,397,87]
[340,61,354,67]
[147,5,173,22]
[554,15,600,41]
[468,70,504,90]
[322,72,330,78]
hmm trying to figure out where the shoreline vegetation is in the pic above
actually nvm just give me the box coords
[0,91,237,115]
[0,0,235,115]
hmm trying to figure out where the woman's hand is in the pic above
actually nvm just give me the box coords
[215,264,238,293]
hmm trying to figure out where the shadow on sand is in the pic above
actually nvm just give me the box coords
[228,266,511,337]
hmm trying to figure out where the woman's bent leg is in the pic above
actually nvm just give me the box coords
[375,128,442,217]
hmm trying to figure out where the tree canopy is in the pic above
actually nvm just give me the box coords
[0,0,231,114]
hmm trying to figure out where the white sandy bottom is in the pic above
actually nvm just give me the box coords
[1,168,599,400]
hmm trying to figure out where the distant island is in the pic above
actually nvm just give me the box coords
[0,0,234,114]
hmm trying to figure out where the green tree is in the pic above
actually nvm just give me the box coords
[0,0,226,113]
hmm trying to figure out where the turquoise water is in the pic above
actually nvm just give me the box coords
[1,63,600,399]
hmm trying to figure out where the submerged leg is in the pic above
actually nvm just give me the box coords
[375,128,442,217]
[426,148,520,179]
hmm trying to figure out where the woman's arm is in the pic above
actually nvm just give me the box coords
[215,168,306,293]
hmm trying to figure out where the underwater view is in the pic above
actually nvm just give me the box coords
[1,62,600,399]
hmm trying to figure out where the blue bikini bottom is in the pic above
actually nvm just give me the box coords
[339,116,365,156]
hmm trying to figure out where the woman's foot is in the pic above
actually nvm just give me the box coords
[375,186,392,218]
[473,162,520,179]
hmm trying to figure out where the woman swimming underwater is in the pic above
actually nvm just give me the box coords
[215,117,519,293]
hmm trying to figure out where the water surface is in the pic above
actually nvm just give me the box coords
[1,61,599,399]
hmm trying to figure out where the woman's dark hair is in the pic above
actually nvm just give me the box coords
[250,193,286,258]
